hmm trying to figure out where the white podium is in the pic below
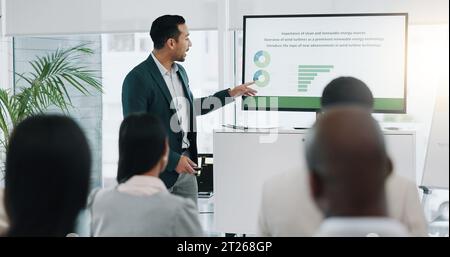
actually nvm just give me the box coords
[213,128,416,234]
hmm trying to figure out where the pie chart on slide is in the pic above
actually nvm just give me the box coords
[254,50,271,68]
[253,70,270,87]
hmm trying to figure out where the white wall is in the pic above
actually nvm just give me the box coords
[229,0,449,29]
[4,0,448,36]
[3,0,218,36]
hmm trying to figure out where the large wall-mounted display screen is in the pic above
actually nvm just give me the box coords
[242,13,408,113]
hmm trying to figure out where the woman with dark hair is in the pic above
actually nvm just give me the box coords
[89,113,202,236]
[4,115,91,237]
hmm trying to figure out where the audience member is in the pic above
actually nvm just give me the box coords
[4,115,91,236]
[306,106,409,236]
[257,77,427,236]
[89,113,203,236]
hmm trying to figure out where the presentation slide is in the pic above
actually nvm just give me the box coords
[243,14,407,112]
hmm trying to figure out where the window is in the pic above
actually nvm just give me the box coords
[12,35,103,189]
[0,29,12,181]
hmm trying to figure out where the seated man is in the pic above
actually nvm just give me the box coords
[306,106,409,236]
[257,77,427,236]
[89,113,203,236]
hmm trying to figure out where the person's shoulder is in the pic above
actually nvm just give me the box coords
[385,173,422,215]
[261,169,315,207]
[260,170,308,208]
[263,170,303,193]
[161,192,195,209]
[386,173,416,193]
[122,60,155,93]
[147,193,197,220]
[124,57,155,81]
[88,187,115,204]
[127,60,147,76]
[172,196,199,224]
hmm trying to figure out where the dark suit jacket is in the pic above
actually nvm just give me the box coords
[122,54,233,188]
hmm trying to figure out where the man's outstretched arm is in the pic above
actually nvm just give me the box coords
[194,82,256,116]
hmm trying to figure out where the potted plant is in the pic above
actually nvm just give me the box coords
[0,44,102,174]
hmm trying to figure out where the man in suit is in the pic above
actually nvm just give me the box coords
[122,15,256,204]
[257,77,428,236]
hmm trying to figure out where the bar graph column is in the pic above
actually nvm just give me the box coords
[298,65,334,92]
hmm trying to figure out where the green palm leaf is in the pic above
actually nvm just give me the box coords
[1,43,102,150]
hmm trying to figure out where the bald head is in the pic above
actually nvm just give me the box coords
[306,106,391,217]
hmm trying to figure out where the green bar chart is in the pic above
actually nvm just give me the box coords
[298,65,334,92]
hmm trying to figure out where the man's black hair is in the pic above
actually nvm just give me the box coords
[150,15,186,49]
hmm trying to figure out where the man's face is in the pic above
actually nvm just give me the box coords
[172,23,192,62]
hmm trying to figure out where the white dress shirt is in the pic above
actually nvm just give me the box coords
[314,217,410,237]
[117,175,168,196]
[151,52,190,149]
